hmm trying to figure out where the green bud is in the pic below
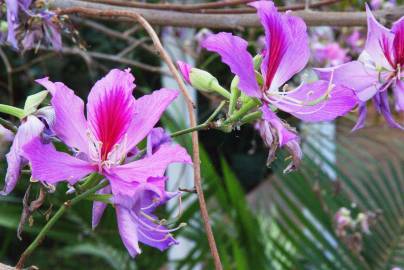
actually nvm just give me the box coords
[189,68,230,99]
[0,21,7,33]
[253,54,263,70]
[23,90,48,117]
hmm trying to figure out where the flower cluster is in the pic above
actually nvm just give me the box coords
[178,1,357,172]
[0,0,62,50]
[317,5,404,130]
[334,207,378,254]
[1,68,192,257]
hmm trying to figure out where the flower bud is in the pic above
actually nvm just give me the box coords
[177,61,230,99]
[0,21,7,33]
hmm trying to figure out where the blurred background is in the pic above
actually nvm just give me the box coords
[1,0,404,269]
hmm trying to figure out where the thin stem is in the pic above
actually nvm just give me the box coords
[228,78,240,116]
[240,111,262,124]
[16,181,109,269]
[170,101,226,138]
[0,104,25,119]
[205,101,226,123]
[224,99,260,125]
[171,123,208,138]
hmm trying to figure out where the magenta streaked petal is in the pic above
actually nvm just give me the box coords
[115,205,141,257]
[92,183,111,229]
[250,1,309,90]
[107,143,192,184]
[365,4,395,69]
[393,79,404,111]
[352,103,368,131]
[22,137,96,185]
[177,61,191,84]
[87,69,136,160]
[1,116,44,195]
[273,81,357,122]
[261,106,297,146]
[36,78,89,154]
[201,32,260,98]
[125,88,178,152]
[392,17,404,66]
[315,61,379,102]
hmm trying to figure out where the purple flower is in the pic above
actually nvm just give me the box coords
[316,5,404,130]
[113,180,182,257]
[200,1,357,171]
[22,69,191,256]
[0,107,55,195]
[258,106,301,173]
[312,42,350,67]
[345,29,365,54]
[2,0,61,50]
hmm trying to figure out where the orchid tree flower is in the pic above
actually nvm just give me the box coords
[0,106,55,195]
[22,69,192,256]
[1,0,62,50]
[316,5,404,130]
[189,1,357,171]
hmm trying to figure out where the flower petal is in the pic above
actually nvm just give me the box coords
[261,106,297,146]
[315,61,379,102]
[1,116,44,195]
[114,184,178,252]
[147,127,171,156]
[249,1,309,90]
[36,78,89,154]
[284,139,302,174]
[393,79,404,111]
[273,81,357,122]
[125,88,178,152]
[5,0,18,48]
[352,102,368,131]
[177,61,191,84]
[365,4,395,69]
[115,205,141,257]
[22,137,96,185]
[92,183,111,229]
[201,32,260,98]
[106,143,191,184]
[378,91,404,129]
[87,69,136,159]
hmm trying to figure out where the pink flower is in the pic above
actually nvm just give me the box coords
[22,69,192,256]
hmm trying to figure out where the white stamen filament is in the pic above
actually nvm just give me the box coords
[137,228,174,243]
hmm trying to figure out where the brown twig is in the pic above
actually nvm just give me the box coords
[84,0,253,11]
[193,0,339,14]
[57,7,223,270]
[80,0,339,13]
[73,17,158,55]
[49,0,404,28]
